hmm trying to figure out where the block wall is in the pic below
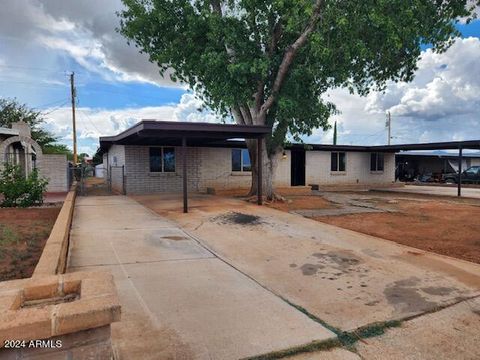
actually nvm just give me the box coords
[305,151,395,185]
[41,154,68,192]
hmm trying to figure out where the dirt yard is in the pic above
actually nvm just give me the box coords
[0,206,60,281]
[267,191,480,264]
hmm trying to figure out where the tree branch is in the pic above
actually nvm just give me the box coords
[232,106,245,125]
[259,0,325,120]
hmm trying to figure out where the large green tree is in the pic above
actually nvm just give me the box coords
[119,0,478,198]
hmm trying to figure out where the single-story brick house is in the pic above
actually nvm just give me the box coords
[99,120,397,196]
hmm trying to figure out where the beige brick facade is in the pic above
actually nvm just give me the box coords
[103,145,395,194]
[305,151,396,186]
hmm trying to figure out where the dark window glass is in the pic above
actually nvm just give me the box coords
[331,152,338,171]
[242,149,251,171]
[377,153,384,171]
[370,153,376,171]
[232,149,241,171]
[163,147,175,172]
[371,153,384,171]
[338,152,346,171]
[149,148,162,172]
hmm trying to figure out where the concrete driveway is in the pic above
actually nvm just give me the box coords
[375,184,480,199]
[134,193,480,358]
[68,196,335,360]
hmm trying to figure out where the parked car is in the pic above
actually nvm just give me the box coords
[442,166,480,184]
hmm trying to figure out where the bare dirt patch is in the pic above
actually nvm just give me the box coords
[315,198,480,264]
[0,206,60,281]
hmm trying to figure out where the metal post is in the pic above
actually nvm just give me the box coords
[458,146,463,197]
[122,165,126,195]
[182,137,188,213]
[257,138,263,205]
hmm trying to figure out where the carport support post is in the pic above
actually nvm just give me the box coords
[458,146,463,197]
[182,137,188,213]
[257,137,263,205]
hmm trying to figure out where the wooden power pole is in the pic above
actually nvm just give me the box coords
[70,72,78,164]
[386,111,392,145]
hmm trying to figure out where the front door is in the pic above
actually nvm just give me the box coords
[291,150,306,186]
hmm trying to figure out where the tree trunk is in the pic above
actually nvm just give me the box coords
[231,106,279,200]
[245,137,278,200]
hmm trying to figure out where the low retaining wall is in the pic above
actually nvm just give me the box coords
[33,183,77,276]
[0,185,121,358]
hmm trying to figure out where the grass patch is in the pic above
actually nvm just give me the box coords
[0,224,19,246]
[276,295,403,355]
[245,338,341,360]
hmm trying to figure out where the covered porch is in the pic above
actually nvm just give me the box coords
[99,121,271,212]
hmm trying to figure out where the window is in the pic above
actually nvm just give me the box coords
[370,153,384,172]
[331,152,346,172]
[149,147,175,173]
[232,149,251,172]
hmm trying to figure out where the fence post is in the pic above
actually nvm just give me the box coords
[122,165,126,195]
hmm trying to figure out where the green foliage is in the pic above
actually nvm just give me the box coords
[43,143,73,158]
[0,164,48,207]
[118,0,478,151]
[0,98,57,148]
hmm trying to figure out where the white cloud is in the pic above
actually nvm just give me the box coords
[0,0,177,87]
[306,37,480,146]
[42,93,221,155]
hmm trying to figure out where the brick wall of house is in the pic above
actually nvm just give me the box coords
[305,151,395,185]
[124,145,201,194]
[41,154,68,192]
[112,145,395,194]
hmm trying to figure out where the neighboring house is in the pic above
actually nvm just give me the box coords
[396,151,480,181]
[0,121,70,192]
[99,120,397,195]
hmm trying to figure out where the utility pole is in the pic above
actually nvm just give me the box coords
[70,72,78,164]
[386,111,392,145]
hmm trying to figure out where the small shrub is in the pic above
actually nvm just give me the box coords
[0,163,48,207]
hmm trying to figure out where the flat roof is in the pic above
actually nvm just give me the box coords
[0,127,19,136]
[99,120,271,151]
[99,121,480,153]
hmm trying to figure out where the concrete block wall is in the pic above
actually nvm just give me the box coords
[124,145,201,194]
[122,146,290,194]
[40,154,68,192]
[305,151,395,185]
[109,145,396,194]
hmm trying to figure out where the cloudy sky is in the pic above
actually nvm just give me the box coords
[1,1,479,155]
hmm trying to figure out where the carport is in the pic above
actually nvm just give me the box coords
[372,140,480,196]
[99,121,271,212]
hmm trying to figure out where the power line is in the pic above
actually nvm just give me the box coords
[42,100,70,115]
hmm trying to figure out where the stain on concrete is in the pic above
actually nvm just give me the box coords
[300,263,324,276]
[384,277,438,313]
[162,236,188,241]
[289,263,297,268]
[421,286,456,296]
[212,212,262,226]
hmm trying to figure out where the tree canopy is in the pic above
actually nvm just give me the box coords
[119,0,477,150]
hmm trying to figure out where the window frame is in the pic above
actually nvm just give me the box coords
[331,151,346,172]
[231,148,252,172]
[370,152,385,172]
[149,146,176,173]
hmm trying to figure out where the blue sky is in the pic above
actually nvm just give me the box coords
[0,1,479,155]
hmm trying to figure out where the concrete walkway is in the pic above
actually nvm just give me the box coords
[374,184,480,199]
[67,196,335,360]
